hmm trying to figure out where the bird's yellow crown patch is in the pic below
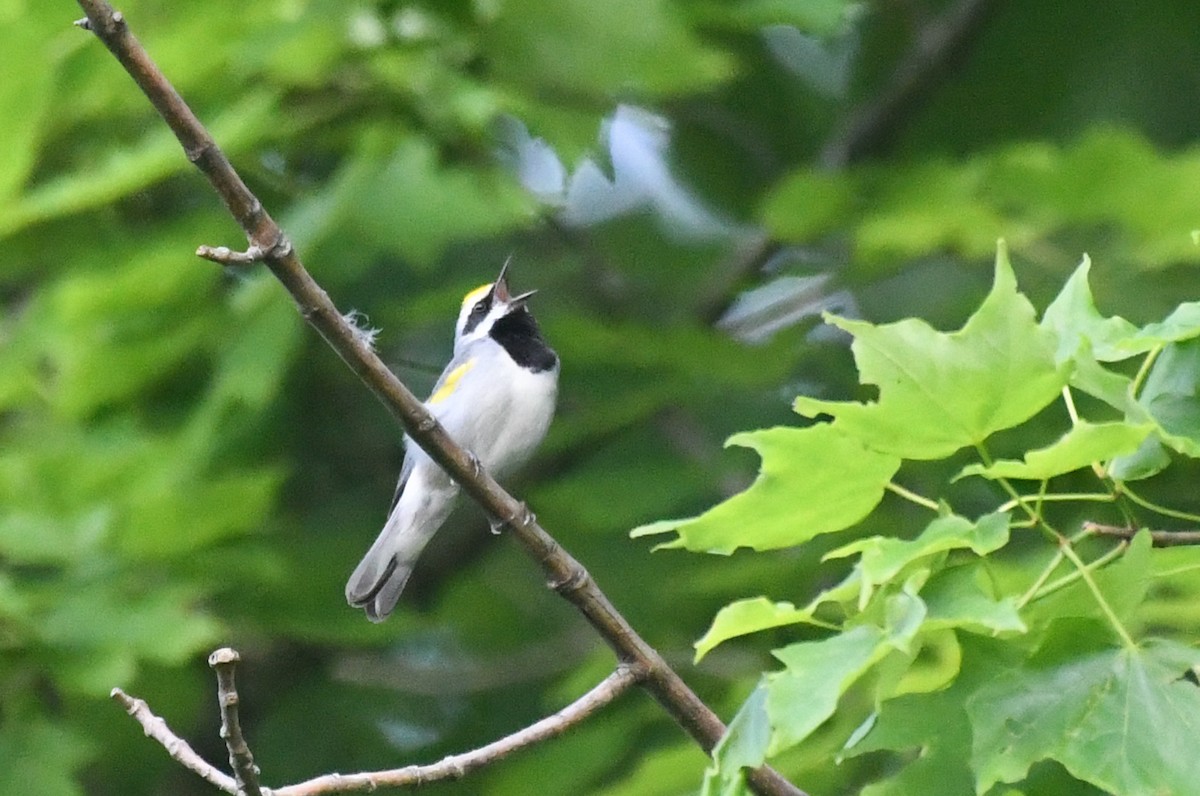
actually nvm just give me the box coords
[461,283,492,310]
[429,359,476,404]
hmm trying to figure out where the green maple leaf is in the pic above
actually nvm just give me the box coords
[795,242,1068,459]
[631,423,900,553]
[968,639,1200,795]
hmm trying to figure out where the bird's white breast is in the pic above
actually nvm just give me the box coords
[424,338,558,479]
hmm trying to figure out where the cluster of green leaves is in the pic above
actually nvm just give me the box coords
[639,243,1200,795]
[765,129,1200,271]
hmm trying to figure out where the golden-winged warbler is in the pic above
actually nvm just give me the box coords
[346,261,559,621]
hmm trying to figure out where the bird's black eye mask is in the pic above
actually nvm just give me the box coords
[462,292,493,334]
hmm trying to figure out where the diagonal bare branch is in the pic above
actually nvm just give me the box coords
[110,688,239,794]
[73,3,804,794]
[275,663,643,795]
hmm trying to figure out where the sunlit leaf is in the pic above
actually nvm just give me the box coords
[1023,531,1151,638]
[694,598,818,662]
[705,683,769,791]
[846,638,1012,796]
[957,420,1154,481]
[794,244,1068,459]
[824,513,1010,606]
[632,424,900,553]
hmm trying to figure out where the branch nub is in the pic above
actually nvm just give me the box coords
[197,244,266,266]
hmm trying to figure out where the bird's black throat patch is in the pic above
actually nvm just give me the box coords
[490,308,558,372]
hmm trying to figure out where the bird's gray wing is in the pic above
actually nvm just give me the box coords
[387,347,477,511]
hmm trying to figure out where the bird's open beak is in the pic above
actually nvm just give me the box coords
[490,257,536,306]
[509,289,538,306]
[491,258,513,302]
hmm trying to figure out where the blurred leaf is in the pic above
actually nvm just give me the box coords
[0,715,93,796]
[795,244,1068,459]
[692,0,855,36]
[206,275,303,412]
[0,91,278,239]
[764,130,1200,270]
[632,424,900,553]
[483,0,732,99]
[120,466,284,556]
[599,742,708,796]
[297,130,534,265]
[0,13,56,204]
[37,582,221,694]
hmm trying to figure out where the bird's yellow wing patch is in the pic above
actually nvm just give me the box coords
[429,359,476,404]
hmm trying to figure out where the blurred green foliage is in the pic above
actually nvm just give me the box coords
[2,1,1199,794]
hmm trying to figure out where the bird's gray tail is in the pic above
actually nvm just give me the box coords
[346,474,457,622]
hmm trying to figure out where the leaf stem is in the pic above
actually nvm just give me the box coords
[1120,485,1200,523]
[1017,524,1099,608]
[975,444,1065,548]
[1061,385,1081,425]
[997,492,1115,513]
[1028,541,1128,603]
[1057,541,1137,648]
[1017,549,1066,608]
[1130,344,1164,399]
[885,482,941,512]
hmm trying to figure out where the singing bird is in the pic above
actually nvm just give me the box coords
[346,262,559,621]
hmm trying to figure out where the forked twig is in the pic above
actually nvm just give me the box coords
[113,654,643,796]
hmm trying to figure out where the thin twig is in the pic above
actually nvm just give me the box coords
[819,0,1000,168]
[274,664,642,796]
[1084,522,1200,547]
[74,3,803,794]
[209,648,264,796]
[110,688,239,795]
[113,659,642,796]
